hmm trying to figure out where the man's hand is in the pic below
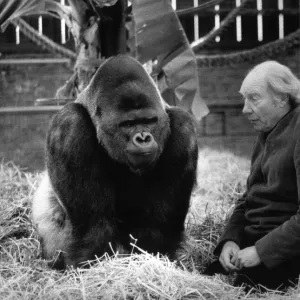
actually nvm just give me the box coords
[219,241,240,272]
[231,246,261,269]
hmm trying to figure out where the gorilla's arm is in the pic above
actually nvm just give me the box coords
[163,107,199,226]
[130,108,198,255]
[46,103,118,263]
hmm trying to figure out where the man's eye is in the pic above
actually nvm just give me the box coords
[250,95,260,102]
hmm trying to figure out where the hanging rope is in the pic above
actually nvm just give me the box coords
[176,0,224,17]
[11,18,76,60]
[197,28,300,68]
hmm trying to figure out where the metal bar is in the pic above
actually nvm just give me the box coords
[257,0,263,42]
[278,0,284,39]
[236,0,242,42]
[194,0,199,42]
[171,0,176,10]
[215,4,220,42]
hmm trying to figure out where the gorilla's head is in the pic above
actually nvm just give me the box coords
[77,55,171,174]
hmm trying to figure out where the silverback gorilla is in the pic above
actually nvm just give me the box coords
[32,55,199,269]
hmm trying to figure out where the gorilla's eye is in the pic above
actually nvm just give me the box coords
[119,117,158,128]
[144,117,158,124]
[120,120,135,128]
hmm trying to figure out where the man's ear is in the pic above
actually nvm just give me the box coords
[278,94,289,108]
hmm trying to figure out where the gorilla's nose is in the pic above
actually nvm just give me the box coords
[133,132,154,148]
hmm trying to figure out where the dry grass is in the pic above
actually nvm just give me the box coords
[1,149,300,299]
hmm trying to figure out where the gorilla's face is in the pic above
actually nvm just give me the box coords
[120,109,169,173]
[77,55,171,174]
[96,100,170,174]
[121,116,159,170]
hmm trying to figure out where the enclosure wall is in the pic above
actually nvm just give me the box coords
[0,49,299,170]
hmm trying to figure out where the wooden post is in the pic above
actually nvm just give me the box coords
[100,0,127,57]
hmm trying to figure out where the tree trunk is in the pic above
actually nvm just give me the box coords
[56,0,127,99]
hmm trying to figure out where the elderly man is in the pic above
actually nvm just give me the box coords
[205,61,300,291]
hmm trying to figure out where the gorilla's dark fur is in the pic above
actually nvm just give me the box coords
[32,55,198,269]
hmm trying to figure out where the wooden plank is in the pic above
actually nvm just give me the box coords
[0,58,71,64]
[0,103,243,116]
[208,103,243,112]
[35,98,74,106]
[0,106,61,115]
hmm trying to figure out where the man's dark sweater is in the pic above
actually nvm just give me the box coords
[214,106,300,269]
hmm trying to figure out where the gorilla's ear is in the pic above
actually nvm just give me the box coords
[75,89,99,117]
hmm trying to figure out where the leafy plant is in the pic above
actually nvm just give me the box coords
[0,0,209,119]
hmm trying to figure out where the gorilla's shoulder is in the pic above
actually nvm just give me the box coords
[51,103,92,129]
[166,107,197,136]
[164,107,198,160]
[48,102,96,149]
[59,102,89,118]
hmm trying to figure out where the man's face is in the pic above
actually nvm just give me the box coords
[240,73,286,132]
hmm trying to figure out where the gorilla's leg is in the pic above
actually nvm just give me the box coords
[32,172,72,269]
[44,103,119,267]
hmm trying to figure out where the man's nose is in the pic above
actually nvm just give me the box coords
[242,99,252,114]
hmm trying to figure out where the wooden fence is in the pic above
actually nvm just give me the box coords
[0,0,298,55]
[0,0,297,140]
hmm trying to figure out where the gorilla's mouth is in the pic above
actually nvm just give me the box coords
[126,151,157,173]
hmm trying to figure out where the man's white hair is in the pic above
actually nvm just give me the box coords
[249,60,300,105]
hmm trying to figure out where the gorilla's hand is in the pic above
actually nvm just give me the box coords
[219,241,240,272]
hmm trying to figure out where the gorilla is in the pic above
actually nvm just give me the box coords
[32,55,198,269]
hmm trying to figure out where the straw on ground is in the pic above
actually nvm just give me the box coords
[1,149,299,299]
